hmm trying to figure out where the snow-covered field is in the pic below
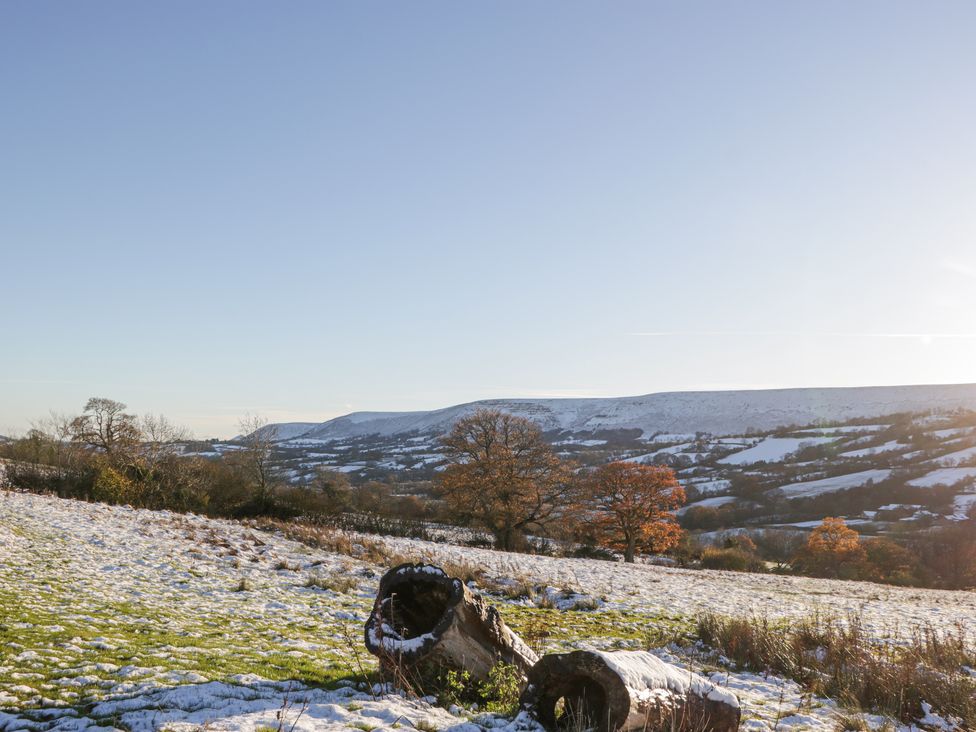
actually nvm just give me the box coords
[716,437,835,466]
[676,496,738,514]
[908,467,976,488]
[773,469,894,499]
[373,536,976,642]
[3,492,975,731]
[839,441,908,459]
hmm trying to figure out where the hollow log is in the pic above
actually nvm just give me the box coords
[364,562,539,681]
[520,650,740,732]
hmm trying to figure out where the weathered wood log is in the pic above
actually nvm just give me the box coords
[364,562,539,681]
[520,650,741,732]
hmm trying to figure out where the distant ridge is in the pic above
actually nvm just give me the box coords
[255,383,976,443]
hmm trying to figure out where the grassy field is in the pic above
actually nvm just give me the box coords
[5,491,971,731]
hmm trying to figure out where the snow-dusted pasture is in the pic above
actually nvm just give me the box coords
[908,467,976,489]
[717,437,835,466]
[3,492,975,731]
[773,469,893,499]
[686,479,732,496]
[838,441,908,459]
[676,496,738,514]
[374,536,976,642]
[932,446,976,466]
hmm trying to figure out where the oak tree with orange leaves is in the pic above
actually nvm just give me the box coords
[795,517,867,578]
[583,461,685,562]
[437,409,575,551]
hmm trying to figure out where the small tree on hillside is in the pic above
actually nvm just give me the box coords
[863,537,920,585]
[308,467,352,516]
[26,411,78,479]
[582,461,685,562]
[235,414,279,513]
[437,409,574,551]
[795,517,866,578]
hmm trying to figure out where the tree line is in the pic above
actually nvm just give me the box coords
[693,515,976,590]
[0,397,348,518]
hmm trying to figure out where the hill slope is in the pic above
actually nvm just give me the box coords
[3,491,975,729]
[265,383,976,442]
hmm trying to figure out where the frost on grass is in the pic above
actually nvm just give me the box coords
[1,492,970,731]
[0,493,377,730]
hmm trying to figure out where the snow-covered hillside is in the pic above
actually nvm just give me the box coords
[263,383,976,443]
[3,491,975,731]
[253,422,323,441]
[232,403,976,541]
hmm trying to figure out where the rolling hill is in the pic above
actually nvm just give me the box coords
[259,383,976,443]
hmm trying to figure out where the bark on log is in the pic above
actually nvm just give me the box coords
[364,562,539,681]
[520,650,741,732]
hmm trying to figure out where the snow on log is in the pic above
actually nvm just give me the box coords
[364,562,539,681]
[520,650,741,732]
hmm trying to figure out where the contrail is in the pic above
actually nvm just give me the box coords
[627,331,976,339]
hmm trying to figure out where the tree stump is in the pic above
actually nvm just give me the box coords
[520,650,740,732]
[364,563,539,681]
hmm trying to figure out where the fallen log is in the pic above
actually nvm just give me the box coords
[520,650,741,732]
[364,562,538,681]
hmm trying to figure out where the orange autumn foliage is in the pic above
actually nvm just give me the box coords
[582,461,685,562]
[796,517,867,578]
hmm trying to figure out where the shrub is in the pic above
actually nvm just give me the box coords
[569,544,618,561]
[433,662,522,716]
[92,464,138,504]
[478,663,522,715]
[700,547,765,573]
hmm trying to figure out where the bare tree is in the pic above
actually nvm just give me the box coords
[46,411,77,478]
[237,413,279,512]
[141,413,189,468]
[69,397,142,457]
[438,409,574,551]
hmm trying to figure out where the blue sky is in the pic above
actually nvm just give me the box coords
[2,2,975,438]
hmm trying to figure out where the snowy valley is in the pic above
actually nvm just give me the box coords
[198,385,976,542]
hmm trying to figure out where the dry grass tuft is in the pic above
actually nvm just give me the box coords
[304,572,359,593]
[434,558,485,585]
[251,518,393,565]
[696,611,976,727]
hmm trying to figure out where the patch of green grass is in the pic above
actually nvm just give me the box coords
[0,552,376,720]
[500,604,691,653]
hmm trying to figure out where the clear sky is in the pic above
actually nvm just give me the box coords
[2,2,975,438]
